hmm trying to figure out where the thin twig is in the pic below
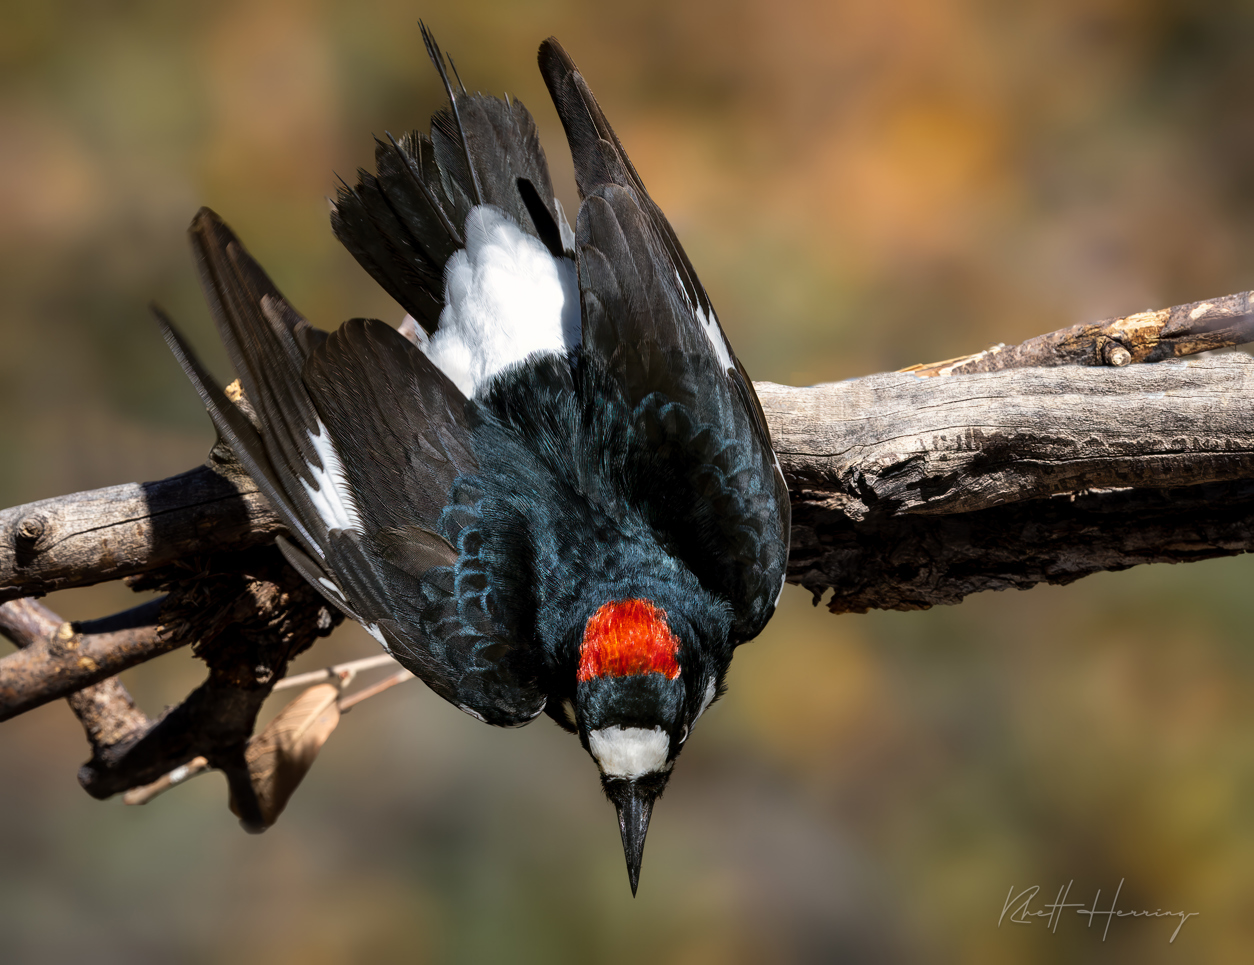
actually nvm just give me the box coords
[122,662,414,809]
[338,668,415,711]
[271,653,399,692]
[122,756,211,806]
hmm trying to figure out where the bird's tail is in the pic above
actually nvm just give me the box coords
[332,23,572,336]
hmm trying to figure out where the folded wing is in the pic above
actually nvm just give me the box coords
[160,209,546,725]
[538,39,791,644]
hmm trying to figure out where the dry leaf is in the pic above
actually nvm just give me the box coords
[229,683,340,828]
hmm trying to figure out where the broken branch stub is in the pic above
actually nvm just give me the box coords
[902,289,1254,376]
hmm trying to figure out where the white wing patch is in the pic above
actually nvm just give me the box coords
[588,725,671,779]
[674,269,734,372]
[697,303,733,372]
[425,205,579,398]
[316,577,346,604]
[554,197,576,251]
[301,421,363,533]
[697,677,717,719]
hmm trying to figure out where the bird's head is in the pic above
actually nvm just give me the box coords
[569,598,726,894]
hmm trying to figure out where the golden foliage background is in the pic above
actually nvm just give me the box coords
[3,1,1254,961]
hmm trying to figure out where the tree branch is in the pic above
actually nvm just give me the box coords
[0,598,153,757]
[5,355,1253,612]
[0,598,174,721]
[2,287,1254,743]
[902,288,1254,375]
[0,451,281,604]
[1,549,342,807]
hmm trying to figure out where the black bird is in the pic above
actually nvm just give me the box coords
[159,27,790,894]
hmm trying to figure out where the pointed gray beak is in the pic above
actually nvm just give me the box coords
[604,779,658,895]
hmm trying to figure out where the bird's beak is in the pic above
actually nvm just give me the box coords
[604,779,657,896]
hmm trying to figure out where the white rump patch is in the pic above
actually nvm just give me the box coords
[588,725,671,779]
[363,623,387,647]
[425,205,580,398]
[302,421,362,533]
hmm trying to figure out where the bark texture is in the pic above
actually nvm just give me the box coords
[3,285,1254,813]
[758,354,1254,610]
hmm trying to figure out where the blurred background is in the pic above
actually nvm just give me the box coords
[3,0,1254,961]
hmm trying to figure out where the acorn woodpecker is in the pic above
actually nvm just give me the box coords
[158,26,790,894]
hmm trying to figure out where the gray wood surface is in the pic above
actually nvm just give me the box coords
[4,355,1253,613]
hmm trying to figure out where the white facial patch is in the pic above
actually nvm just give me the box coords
[302,421,362,534]
[426,205,580,398]
[588,725,671,779]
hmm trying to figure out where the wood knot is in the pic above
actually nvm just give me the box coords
[16,514,46,543]
[13,514,51,568]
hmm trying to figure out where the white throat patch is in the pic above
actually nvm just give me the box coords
[588,725,671,779]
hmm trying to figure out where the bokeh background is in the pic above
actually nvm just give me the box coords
[3,1,1254,962]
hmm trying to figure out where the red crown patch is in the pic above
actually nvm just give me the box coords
[577,599,681,683]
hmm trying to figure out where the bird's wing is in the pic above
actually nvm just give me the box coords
[159,209,546,725]
[538,39,791,643]
[332,23,573,335]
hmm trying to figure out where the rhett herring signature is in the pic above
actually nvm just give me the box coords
[999,880,1198,943]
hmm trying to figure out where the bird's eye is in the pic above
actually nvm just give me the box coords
[679,724,690,744]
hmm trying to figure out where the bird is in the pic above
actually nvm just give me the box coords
[157,25,790,895]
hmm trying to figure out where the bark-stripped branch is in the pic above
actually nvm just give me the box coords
[4,284,1254,813]
[903,288,1254,375]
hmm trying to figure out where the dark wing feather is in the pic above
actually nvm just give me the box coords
[161,209,545,725]
[332,24,568,333]
[538,39,791,642]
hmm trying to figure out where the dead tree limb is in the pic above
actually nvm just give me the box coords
[4,356,1253,612]
[0,452,281,604]
[0,597,173,720]
[0,598,153,761]
[903,288,1254,375]
[1,549,342,814]
[4,285,1254,812]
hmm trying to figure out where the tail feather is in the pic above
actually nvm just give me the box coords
[333,24,567,334]
[537,36,715,323]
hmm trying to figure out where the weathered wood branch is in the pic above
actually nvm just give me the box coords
[903,288,1254,375]
[768,353,1254,610]
[3,285,1254,799]
[4,355,1253,614]
[0,598,153,762]
[0,549,342,809]
[0,449,281,604]
[0,597,174,721]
